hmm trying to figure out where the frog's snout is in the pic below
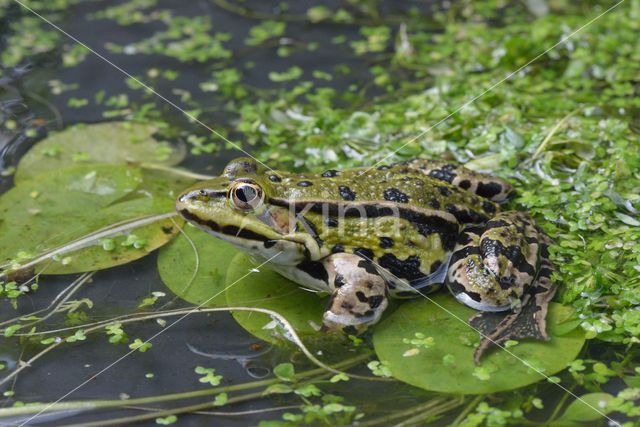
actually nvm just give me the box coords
[176,189,226,210]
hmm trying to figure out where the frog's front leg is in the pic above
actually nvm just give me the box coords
[321,253,389,334]
[446,212,557,363]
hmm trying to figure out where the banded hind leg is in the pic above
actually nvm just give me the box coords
[445,211,557,362]
[321,253,389,334]
[405,159,514,202]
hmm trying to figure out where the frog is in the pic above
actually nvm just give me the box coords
[176,157,557,362]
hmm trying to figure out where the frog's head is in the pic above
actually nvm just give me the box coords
[176,158,306,263]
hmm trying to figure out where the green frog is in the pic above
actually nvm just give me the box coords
[176,157,556,361]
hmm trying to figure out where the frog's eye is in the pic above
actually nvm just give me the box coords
[229,182,264,212]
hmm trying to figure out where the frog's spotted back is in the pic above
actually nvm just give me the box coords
[403,159,514,202]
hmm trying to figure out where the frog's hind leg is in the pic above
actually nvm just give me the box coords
[407,159,513,202]
[321,253,389,334]
[445,212,557,363]
[471,253,556,363]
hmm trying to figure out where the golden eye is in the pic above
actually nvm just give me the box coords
[229,182,264,211]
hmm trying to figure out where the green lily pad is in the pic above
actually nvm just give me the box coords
[553,392,614,426]
[0,164,180,274]
[225,252,327,344]
[372,294,585,394]
[15,121,184,183]
[158,226,239,307]
[46,198,182,274]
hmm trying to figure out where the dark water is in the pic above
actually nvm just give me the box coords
[0,1,445,425]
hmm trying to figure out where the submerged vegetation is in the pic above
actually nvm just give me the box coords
[0,0,639,425]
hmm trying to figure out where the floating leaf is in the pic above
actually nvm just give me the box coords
[158,226,238,307]
[225,253,326,344]
[48,199,181,274]
[372,295,585,394]
[554,393,614,425]
[0,164,180,274]
[15,121,184,183]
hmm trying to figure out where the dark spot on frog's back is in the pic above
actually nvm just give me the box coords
[321,169,339,178]
[296,260,328,283]
[379,237,394,248]
[476,181,504,199]
[459,179,471,190]
[264,240,277,248]
[297,180,313,187]
[429,197,441,209]
[482,200,497,214]
[428,165,456,183]
[268,175,282,183]
[338,185,357,201]
[437,186,452,196]
[378,253,426,282]
[334,273,346,288]
[353,247,374,260]
[445,203,488,224]
[383,188,410,203]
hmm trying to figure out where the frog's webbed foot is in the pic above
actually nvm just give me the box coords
[471,262,555,363]
[321,253,389,334]
[445,212,557,363]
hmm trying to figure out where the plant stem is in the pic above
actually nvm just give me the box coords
[450,394,484,426]
[531,108,581,160]
[543,384,575,426]
[0,272,92,328]
[64,391,266,427]
[128,404,301,417]
[394,397,464,427]
[0,352,372,418]
[355,398,449,427]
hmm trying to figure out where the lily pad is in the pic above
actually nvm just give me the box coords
[553,392,614,426]
[46,198,182,274]
[158,226,239,307]
[372,294,585,394]
[225,253,326,344]
[15,121,184,183]
[0,164,180,274]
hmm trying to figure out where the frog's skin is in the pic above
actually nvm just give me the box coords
[176,158,556,361]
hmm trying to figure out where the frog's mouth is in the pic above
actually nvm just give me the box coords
[177,207,278,243]
[176,189,313,264]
